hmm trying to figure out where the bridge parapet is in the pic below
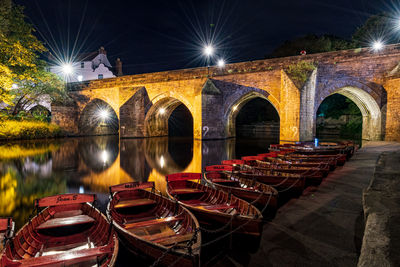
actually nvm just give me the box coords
[52,44,400,142]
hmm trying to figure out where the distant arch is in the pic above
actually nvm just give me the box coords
[78,98,119,135]
[224,91,280,138]
[316,86,382,140]
[144,97,194,137]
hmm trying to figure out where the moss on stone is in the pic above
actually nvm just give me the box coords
[285,60,317,88]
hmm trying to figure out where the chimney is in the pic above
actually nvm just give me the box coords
[115,58,123,76]
[99,46,106,55]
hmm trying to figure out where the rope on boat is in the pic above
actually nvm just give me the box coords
[166,189,273,267]
[150,227,200,267]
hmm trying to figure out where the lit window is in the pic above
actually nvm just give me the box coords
[98,74,103,79]
[81,62,84,68]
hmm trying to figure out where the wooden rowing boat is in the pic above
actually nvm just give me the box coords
[222,160,305,196]
[107,182,201,267]
[1,194,118,267]
[270,143,350,164]
[257,153,332,173]
[203,165,278,214]
[281,153,346,166]
[166,173,263,237]
[0,218,14,257]
[241,156,327,183]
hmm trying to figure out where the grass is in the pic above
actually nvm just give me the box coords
[0,120,63,140]
[285,60,317,88]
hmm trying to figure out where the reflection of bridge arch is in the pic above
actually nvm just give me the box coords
[78,136,119,173]
[316,82,383,141]
[78,98,119,135]
[145,97,194,137]
[224,91,280,137]
[143,137,192,175]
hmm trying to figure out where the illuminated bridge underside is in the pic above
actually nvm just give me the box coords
[52,44,400,142]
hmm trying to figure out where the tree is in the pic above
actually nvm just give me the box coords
[268,34,354,58]
[10,69,65,115]
[0,0,65,112]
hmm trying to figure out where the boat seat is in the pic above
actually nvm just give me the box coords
[169,188,204,195]
[124,216,182,229]
[197,204,236,210]
[17,244,112,267]
[114,198,156,209]
[36,215,95,230]
[156,233,194,246]
[211,179,237,183]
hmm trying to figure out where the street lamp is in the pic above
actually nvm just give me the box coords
[203,45,214,57]
[372,40,384,52]
[159,108,166,115]
[61,63,73,75]
[99,109,109,120]
[217,59,225,68]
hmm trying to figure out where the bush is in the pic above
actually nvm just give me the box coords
[0,120,63,140]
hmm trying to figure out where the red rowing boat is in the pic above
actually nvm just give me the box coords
[203,165,278,215]
[281,153,346,166]
[241,156,326,184]
[0,218,14,257]
[258,153,331,173]
[1,194,118,267]
[107,182,201,267]
[222,160,305,195]
[166,173,263,237]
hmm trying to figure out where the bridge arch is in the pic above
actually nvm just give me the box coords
[78,98,119,135]
[316,83,382,141]
[145,97,194,137]
[224,91,280,138]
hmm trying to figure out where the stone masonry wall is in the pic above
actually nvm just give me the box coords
[57,44,400,141]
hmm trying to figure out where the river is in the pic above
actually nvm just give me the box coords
[0,136,277,231]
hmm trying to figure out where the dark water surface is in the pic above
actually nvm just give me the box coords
[0,136,276,257]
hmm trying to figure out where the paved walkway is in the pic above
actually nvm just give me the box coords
[244,142,400,267]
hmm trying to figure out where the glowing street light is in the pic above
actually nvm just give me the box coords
[61,63,73,75]
[99,109,109,120]
[203,45,214,57]
[372,40,384,52]
[159,108,166,115]
[217,59,225,68]
[100,150,109,164]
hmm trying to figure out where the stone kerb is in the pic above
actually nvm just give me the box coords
[359,150,400,267]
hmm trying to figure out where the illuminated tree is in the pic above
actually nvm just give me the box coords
[0,0,65,113]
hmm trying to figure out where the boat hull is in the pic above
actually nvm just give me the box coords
[107,185,201,267]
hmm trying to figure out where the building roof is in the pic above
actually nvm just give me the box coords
[91,53,112,70]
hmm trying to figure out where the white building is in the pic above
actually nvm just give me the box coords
[49,47,123,83]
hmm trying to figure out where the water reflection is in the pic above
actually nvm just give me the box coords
[0,136,277,229]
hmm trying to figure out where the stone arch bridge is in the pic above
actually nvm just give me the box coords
[52,44,400,142]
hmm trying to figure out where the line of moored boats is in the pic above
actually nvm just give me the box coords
[0,141,355,266]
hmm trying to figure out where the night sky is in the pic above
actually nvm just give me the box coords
[16,0,396,75]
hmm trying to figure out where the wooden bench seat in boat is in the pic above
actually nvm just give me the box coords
[197,204,236,210]
[169,188,204,195]
[15,244,113,267]
[124,216,182,229]
[211,179,237,183]
[114,198,156,209]
[155,233,194,246]
[36,215,95,230]
[182,200,235,210]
